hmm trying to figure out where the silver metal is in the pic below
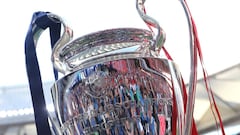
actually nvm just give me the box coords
[136,0,166,52]
[51,0,167,75]
[179,1,197,135]
[56,28,156,74]
[49,0,186,135]
[48,13,74,74]
[51,55,184,135]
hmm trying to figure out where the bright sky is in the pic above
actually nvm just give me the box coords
[0,0,239,87]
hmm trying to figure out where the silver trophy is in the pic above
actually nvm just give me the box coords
[49,0,186,135]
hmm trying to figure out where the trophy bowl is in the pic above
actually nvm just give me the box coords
[50,28,185,135]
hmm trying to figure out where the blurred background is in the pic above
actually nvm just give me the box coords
[0,0,239,134]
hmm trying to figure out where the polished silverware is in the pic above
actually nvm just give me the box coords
[49,0,185,134]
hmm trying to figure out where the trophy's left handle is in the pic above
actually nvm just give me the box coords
[25,11,72,135]
[48,13,74,74]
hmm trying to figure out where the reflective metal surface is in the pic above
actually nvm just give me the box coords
[55,28,154,74]
[51,55,184,135]
[51,0,167,75]
[49,0,185,134]
[136,0,166,52]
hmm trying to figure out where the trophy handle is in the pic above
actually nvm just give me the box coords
[136,0,166,52]
[32,13,73,75]
[48,13,74,74]
[50,0,166,75]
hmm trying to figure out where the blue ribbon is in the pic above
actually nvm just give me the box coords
[25,11,61,135]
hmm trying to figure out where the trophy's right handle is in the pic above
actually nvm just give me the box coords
[136,0,166,53]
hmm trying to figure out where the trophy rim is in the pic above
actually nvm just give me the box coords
[53,28,156,73]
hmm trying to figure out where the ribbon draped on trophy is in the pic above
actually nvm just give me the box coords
[25,0,225,135]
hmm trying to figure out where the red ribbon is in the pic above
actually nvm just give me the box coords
[163,47,198,135]
[143,1,225,134]
[184,1,225,134]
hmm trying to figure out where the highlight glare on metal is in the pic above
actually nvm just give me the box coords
[49,0,186,135]
[136,0,166,52]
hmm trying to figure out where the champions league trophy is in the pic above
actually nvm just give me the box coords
[25,0,215,135]
[50,1,185,135]
[49,1,185,135]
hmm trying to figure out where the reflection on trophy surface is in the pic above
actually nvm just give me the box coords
[24,0,226,134]
[49,0,186,134]
[51,56,183,135]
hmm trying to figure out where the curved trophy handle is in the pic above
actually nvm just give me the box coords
[51,0,166,75]
[136,0,166,52]
[48,13,74,74]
